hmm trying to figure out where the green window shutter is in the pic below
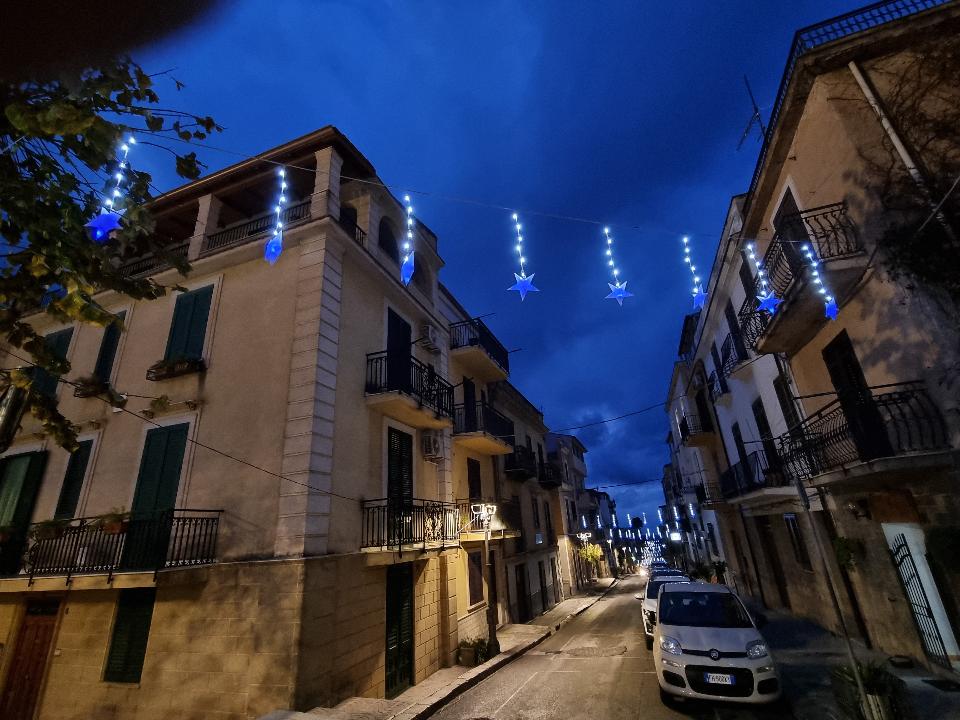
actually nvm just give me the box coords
[54,440,93,519]
[131,424,189,513]
[387,428,413,504]
[0,451,48,528]
[32,328,74,397]
[164,286,213,362]
[93,312,125,383]
[104,588,156,683]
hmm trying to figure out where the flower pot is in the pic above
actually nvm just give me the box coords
[34,525,65,541]
[863,693,893,720]
[101,520,129,535]
[458,646,476,667]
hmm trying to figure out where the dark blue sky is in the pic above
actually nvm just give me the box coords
[137,0,854,523]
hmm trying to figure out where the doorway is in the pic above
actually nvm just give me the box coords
[0,598,60,720]
[385,563,414,697]
[755,516,791,609]
[514,564,531,622]
[386,309,412,393]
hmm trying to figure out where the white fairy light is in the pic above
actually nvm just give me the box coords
[603,226,632,306]
[802,243,838,320]
[264,168,286,264]
[507,212,538,300]
[683,236,707,309]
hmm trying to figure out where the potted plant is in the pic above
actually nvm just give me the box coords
[458,638,477,667]
[146,356,205,381]
[97,508,131,535]
[32,518,70,541]
[73,375,109,399]
[834,536,864,570]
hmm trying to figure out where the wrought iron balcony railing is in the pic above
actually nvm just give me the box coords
[679,412,712,442]
[708,371,728,404]
[203,200,312,254]
[777,382,950,484]
[456,498,522,535]
[120,241,189,278]
[504,445,538,478]
[360,498,459,550]
[720,332,749,378]
[738,296,770,350]
[449,318,510,374]
[337,218,368,249]
[538,462,563,488]
[0,509,221,581]
[365,351,454,418]
[453,402,514,440]
[718,450,789,499]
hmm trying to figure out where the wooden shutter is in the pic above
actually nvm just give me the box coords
[164,286,213,361]
[750,397,779,466]
[725,300,748,359]
[54,440,93,519]
[385,563,414,696]
[467,458,481,500]
[32,328,74,397]
[0,452,47,528]
[773,372,802,431]
[387,428,413,504]
[93,311,125,383]
[731,422,748,466]
[104,588,156,683]
[468,551,484,605]
[131,424,189,513]
[738,250,756,299]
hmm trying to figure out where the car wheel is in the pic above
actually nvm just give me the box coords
[645,634,653,650]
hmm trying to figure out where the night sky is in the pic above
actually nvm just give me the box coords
[136,0,855,523]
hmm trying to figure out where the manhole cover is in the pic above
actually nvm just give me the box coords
[564,645,627,657]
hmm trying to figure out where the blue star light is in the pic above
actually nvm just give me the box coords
[692,284,707,309]
[508,272,538,301]
[605,281,633,306]
[401,251,416,286]
[264,231,283,265]
[757,292,782,314]
[85,212,122,243]
[825,298,839,320]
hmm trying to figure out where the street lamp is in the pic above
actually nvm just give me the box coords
[472,503,500,656]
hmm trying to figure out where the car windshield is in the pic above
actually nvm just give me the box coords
[645,578,687,599]
[658,591,754,628]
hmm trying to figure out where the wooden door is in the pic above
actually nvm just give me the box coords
[0,599,60,720]
[462,378,476,432]
[756,517,791,609]
[385,563,414,697]
[514,564,531,622]
[386,309,411,393]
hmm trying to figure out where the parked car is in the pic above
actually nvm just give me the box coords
[653,582,780,704]
[641,575,689,647]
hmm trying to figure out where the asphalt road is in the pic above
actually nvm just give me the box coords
[429,575,792,720]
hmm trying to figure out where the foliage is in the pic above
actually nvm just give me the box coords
[833,536,863,570]
[579,542,604,569]
[0,58,220,449]
[687,562,712,581]
[712,560,727,578]
[457,637,490,665]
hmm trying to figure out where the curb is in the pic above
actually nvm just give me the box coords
[405,576,623,720]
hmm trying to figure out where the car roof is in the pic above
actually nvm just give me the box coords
[660,582,731,594]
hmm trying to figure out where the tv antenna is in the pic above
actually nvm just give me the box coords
[737,75,767,150]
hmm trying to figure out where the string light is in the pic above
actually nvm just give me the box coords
[400,195,416,286]
[745,241,782,314]
[603,226,632,306]
[682,236,707,309]
[507,212,538,300]
[802,243,838,320]
[264,168,286,264]
[85,136,135,242]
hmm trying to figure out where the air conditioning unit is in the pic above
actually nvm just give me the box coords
[420,323,441,354]
[422,430,443,461]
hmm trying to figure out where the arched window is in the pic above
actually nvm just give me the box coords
[378,218,399,264]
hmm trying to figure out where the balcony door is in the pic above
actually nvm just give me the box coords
[122,423,189,570]
[387,427,414,546]
[0,452,48,576]
[822,331,891,462]
[462,378,477,432]
[386,309,411,393]
[774,189,806,274]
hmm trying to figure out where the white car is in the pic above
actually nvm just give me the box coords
[641,575,689,647]
[653,582,781,704]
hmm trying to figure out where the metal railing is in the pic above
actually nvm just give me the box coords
[538,462,563,487]
[777,381,950,483]
[505,445,538,477]
[738,296,771,350]
[743,0,950,215]
[453,402,514,440]
[0,509,221,581]
[360,498,459,550]
[203,200,312,253]
[120,241,189,278]
[708,371,728,403]
[365,351,454,418]
[720,332,748,377]
[679,412,711,442]
[456,498,522,535]
[718,450,789,499]
[337,218,368,248]
[449,318,510,374]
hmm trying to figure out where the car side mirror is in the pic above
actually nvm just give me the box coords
[754,613,768,628]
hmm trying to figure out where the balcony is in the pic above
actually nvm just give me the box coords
[449,318,510,382]
[365,351,454,429]
[456,499,522,541]
[120,241,189,278]
[720,333,748,378]
[739,203,865,354]
[777,382,951,487]
[504,446,538,479]
[453,402,514,455]
[360,499,460,551]
[201,200,312,255]
[0,509,221,582]
[538,462,563,488]
[719,450,792,503]
[694,480,726,508]
[679,413,715,448]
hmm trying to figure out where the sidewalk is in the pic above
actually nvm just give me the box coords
[261,577,619,720]
[760,608,960,720]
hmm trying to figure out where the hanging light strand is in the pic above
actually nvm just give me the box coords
[802,242,839,320]
[682,235,706,309]
[603,226,632,306]
[400,195,416,286]
[507,212,538,300]
[745,241,781,314]
[85,135,136,242]
[264,167,286,264]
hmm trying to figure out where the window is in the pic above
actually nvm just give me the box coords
[340,205,358,228]
[378,218,399,263]
[738,250,756,299]
[93,311,125,383]
[54,440,93,519]
[32,328,74,397]
[164,285,213,362]
[104,588,156,683]
[783,514,812,571]
[773,373,802,432]
[467,458,482,500]
[387,427,413,503]
[468,551,484,606]
[531,496,540,528]
[543,500,552,538]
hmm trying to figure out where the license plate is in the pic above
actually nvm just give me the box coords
[704,673,734,685]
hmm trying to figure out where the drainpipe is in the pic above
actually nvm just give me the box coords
[848,60,955,240]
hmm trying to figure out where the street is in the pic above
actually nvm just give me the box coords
[429,576,791,720]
